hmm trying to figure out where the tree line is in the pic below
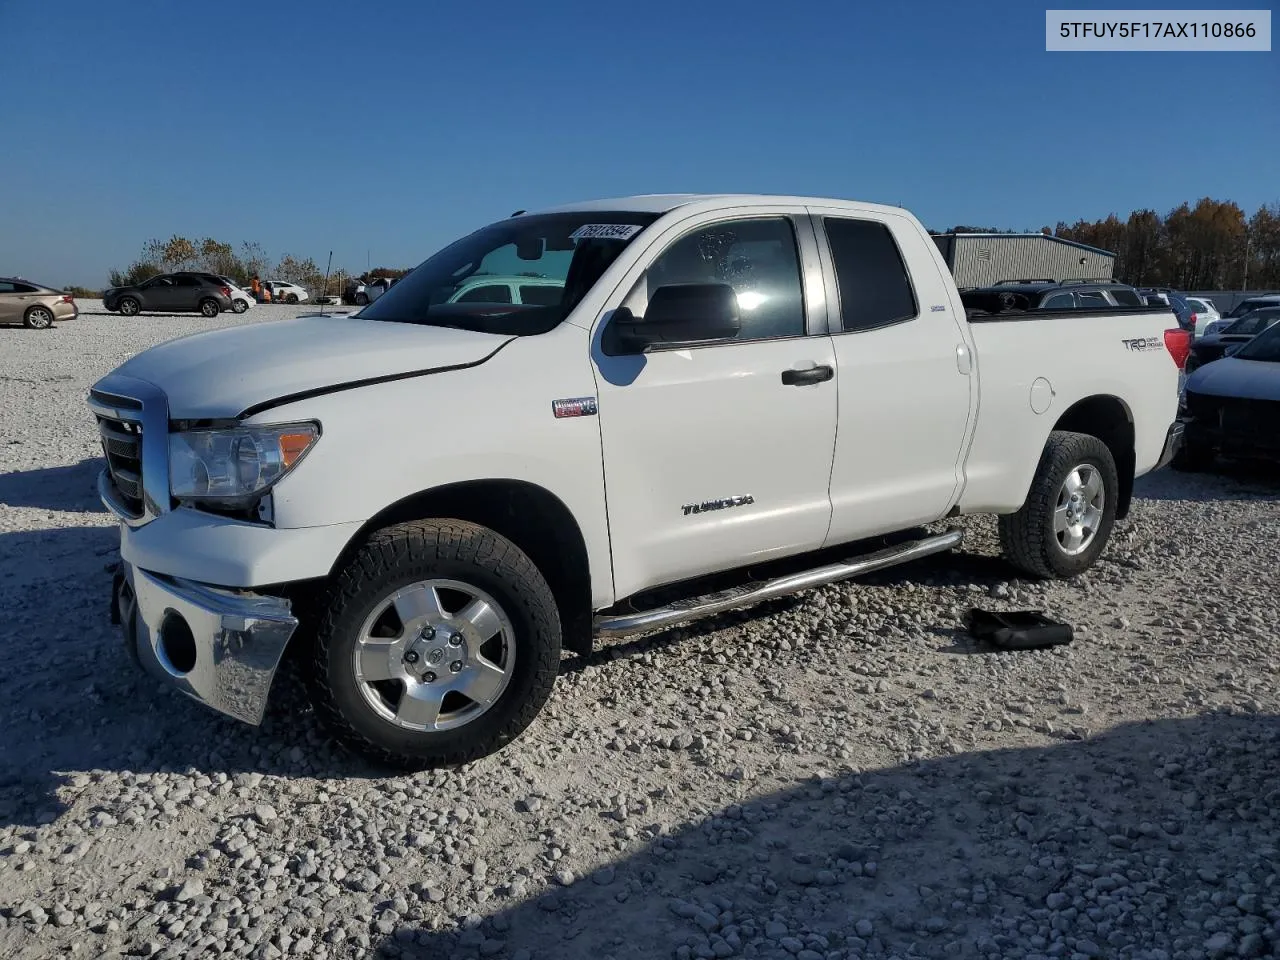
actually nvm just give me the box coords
[97,236,411,298]
[1050,199,1280,291]
[932,198,1280,291]
[77,199,1280,298]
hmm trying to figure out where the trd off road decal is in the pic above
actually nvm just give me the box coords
[1121,336,1164,352]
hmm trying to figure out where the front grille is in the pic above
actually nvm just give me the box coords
[97,416,144,517]
[1217,397,1280,452]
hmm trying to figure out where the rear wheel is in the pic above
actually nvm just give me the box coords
[23,306,54,329]
[999,431,1119,579]
[199,298,220,318]
[118,297,140,316]
[355,293,369,306]
[306,519,562,769]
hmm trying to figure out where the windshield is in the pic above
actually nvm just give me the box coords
[357,211,662,334]
[1227,298,1279,318]
[1236,321,1280,362]
[1222,309,1280,337]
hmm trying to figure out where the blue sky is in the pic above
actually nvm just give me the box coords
[1,0,1276,286]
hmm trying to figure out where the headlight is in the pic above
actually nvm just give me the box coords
[170,422,319,508]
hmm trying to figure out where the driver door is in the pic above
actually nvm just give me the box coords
[591,208,839,601]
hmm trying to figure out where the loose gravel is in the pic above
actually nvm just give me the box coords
[1,304,1279,960]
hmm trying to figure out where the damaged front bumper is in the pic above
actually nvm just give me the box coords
[112,560,298,725]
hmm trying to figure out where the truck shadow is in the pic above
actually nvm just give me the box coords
[365,712,1280,960]
[0,457,107,513]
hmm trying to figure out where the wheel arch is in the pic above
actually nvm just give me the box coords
[326,479,595,655]
[1050,394,1136,519]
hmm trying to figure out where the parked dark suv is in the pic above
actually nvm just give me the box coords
[103,272,234,317]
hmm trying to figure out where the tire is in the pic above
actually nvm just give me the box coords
[1171,436,1214,472]
[285,293,299,304]
[232,298,249,314]
[998,430,1119,580]
[199,298,220,318]
[306,519,562,769]
[118,297,140,316]
[355,293,369,306]
[23,306,55,329]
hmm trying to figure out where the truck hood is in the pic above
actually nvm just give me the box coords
[110,316,514,419]
[1186,356,1280,402]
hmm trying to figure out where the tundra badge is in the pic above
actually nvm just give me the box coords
[682,495,755,516]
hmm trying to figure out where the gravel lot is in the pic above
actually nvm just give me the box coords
[2,303,1279,960]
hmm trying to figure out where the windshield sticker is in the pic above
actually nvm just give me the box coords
[569,223,645,241]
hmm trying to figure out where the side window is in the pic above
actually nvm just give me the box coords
[519,284,564,306]
[1078,291,1109,306]
[641,217,805,341]
[822,217,918,332]
[172,276,200,287]
[0,282,15,293]
[1042,293,1076,309]
[455,284,513,303]
[1110,288,1143,307]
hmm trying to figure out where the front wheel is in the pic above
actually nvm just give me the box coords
[354,293,369,306]
[999,430,1119,579]
[23,306,55,329]
[285,293,299,304]
[118,297,140,316]
[231,298,249,314]
[199,298,220,318]
[306,519,562,769]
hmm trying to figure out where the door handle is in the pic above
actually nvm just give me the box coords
[781,365,833,386]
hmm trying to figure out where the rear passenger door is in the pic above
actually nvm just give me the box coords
[808,207,976,546]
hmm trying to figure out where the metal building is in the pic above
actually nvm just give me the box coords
[932,233,1116,289]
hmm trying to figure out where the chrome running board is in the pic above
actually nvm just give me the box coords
[593,529,964,639]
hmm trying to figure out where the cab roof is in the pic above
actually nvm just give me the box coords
[522,193,910,217]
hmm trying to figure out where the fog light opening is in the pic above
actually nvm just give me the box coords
[158,611,197,674]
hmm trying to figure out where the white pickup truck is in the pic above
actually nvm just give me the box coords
[89,194,1187,768]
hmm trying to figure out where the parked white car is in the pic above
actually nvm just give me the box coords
[216,276,255,314]
[90,193,1185,769]
[1185,297,1220,337]
[263,280,309,304]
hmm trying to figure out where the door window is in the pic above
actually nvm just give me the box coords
[822,217,918,332]
[638,217,806,341]
[1042,293,1076,308]
[1078,291,1109,306]
[455,284,513,303]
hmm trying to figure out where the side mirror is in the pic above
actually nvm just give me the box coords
[1224,343,1242,357]
[611,283,741,352]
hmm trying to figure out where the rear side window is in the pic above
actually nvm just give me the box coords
[822,218,917,332]
[1078,292,1109,306]
[456,284,513,303]
[1042,293,1075,309]
[519,284,563,306]
[0,282,16,293]
[1110,288,1143,307]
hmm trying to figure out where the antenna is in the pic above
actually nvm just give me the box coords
[320,251,333,317]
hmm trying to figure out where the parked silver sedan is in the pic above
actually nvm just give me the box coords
[0,276,79,329]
